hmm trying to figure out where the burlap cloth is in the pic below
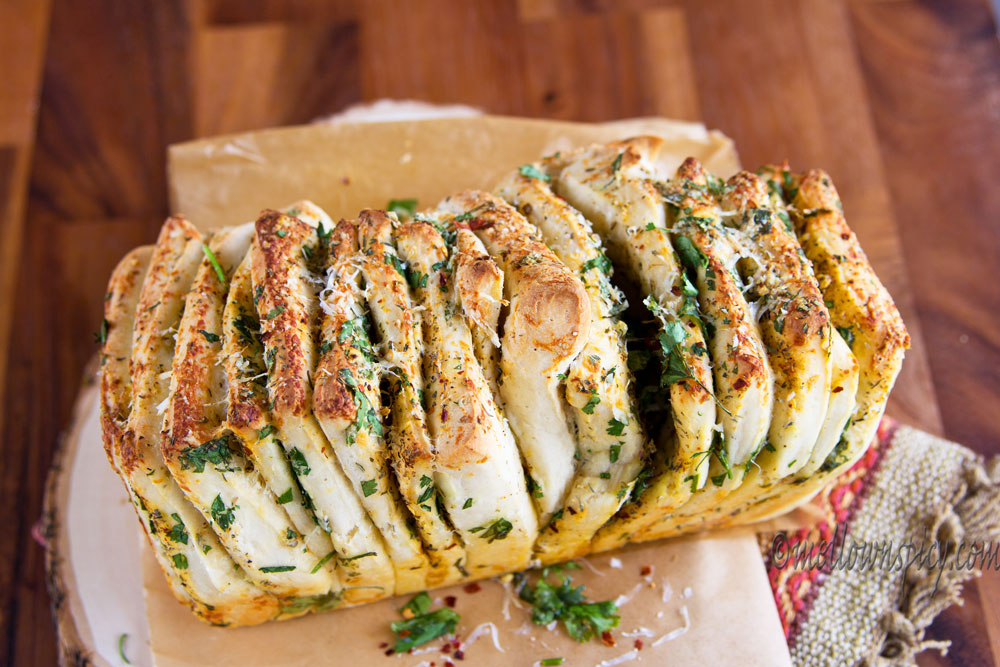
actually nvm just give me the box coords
[757,418,1000,665]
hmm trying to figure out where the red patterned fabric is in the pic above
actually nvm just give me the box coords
[761,418,898,649]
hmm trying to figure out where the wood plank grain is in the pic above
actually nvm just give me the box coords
[358,0,527,113]
[516,11,662,120]
[29,0,196,222]
[849,2,1000,664]
[850,0,1000,455]
[683,0,943,434]
[0,0,52,663]
[1,215,152,666]
[193,21,361,137]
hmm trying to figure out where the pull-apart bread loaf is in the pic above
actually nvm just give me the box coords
[99,137,908,625]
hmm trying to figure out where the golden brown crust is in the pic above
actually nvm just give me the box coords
[223,249,269,438]
[313,220,362,425]
[252,210,315,416]
[446,191,591,361]
[99,246,153,464]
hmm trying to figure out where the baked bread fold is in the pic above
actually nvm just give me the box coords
[98,138,908,626]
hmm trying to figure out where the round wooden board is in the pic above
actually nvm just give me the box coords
[43,367,153,666]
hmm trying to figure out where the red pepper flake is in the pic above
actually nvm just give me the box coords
[601,631,616,647]
[640,565,653,576]
[454,218,493,231]
[444,595,457,608]
[384,648,394,656]
[454,649,465,660]
[463,582,482,594]
[378,642,388,648]
[634,639,644,650]
[445,662,454,667]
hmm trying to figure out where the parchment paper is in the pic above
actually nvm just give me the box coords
[145,114,790,666]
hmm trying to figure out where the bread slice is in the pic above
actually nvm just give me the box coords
[222,241,343,599]
[314,211,433,595]
[544,139,716,550]
[119,217,280,624]
[396,217,538,575]
[251,209,394,604]
[165,222,335,597]
[437,191,591,527]
[721,170,833,479]
[355,211,467,586]
[496,167,648,562]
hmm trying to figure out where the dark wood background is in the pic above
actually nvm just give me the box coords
[1,0,997,664]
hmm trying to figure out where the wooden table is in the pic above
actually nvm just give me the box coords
[1,0,997,664]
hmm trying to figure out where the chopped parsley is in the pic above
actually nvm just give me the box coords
[406,268,428,290]
[311,551,336,574]
[288,447,311,476]
[519,164,551,181]
[581,389,601,415]
[609,444,621,463]
[540,659,564,666]
[257,424,277,440]
[463,497,474,509]
[340,551,376,564]
[93,318,109,344]
[260,565,296,573]
[389,596,460,653]
[179,436,238,473]
[470,517,513,543]
[338,368,383,443]
[580,253,612,275]
[674,235,707,272]
[453,202,491,223]
[210,494,236,531]
[264,305,286,320]
[361,479,378,497]
[518,567,620,643]
[400,591,432,617]
[387,199,418,218]
[167,513,188,545]
[198,329,220,343]
[172,553,188,570]
[385,251,407,277]
[658,319,692,386]
[277,488,294,504]
[836,325,855,346]
[317,221,332,247]
[233,314,256,345]
[202,244,227,285]
[603,152,624,189]
[606,419,626,437]
[118,633,131,665]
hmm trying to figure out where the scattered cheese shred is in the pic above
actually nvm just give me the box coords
[652,605,690,646]
[464,622,504,653]
[594,648,639,666]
